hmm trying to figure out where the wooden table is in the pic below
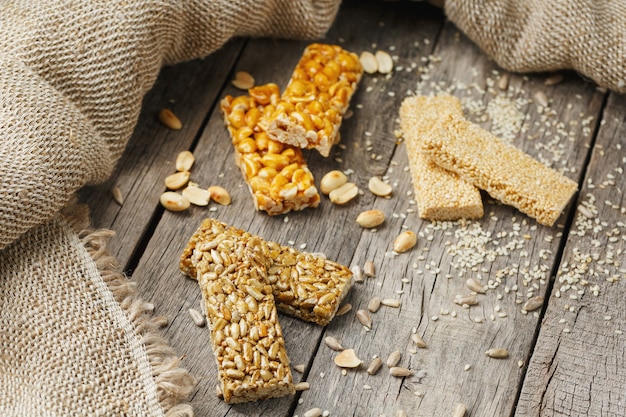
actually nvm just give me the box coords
[80,1,626,416]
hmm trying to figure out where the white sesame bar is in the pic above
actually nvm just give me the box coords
[180,218,353,326]
[400,95,484,220]
[421,113,578,226]
[193,224,294,403]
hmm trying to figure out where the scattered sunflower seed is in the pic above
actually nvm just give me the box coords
[454,294,478,306]
[522,296,544,312]
[158,108,182,130]
[336,303,352,316]
[386,350,402,367]
[294,382,310,391]
[544,73,564,86]
[293,364,305,373]
[381,298,401,308]
[324,336,344,351]
[497,73,509,90]
[368,296,382,313]
[367,357,383,375]
[364,260,376,277]
[356,309,373,329]
[452,403,467,417]
[304,408,322,417]
[188,308,206,327]
[111,186,124,206]
[389,367,413,377]
[466,277,486,294]
[485,348,509,359]
[411,333,427,349]
[534,91,549,107]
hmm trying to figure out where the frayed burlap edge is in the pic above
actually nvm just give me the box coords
[61,202,197,417]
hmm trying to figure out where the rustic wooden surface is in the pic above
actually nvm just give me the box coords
[80,1,625,416]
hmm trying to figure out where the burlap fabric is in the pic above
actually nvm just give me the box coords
[0,1,340,416]
[445,0,626,93]
[1,0,624,415]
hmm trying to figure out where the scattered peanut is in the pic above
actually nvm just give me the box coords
[375,50,394,74]
[182,186,211,206]
[334,349,362,368]
[165,171,191,190]
[320,170,348,195]
[232,70,255,90]
[208,185,231,205]
[158,108,182,130]
[356,209,385,228]
[329,182,359,205]
[359,51,378,74]
[393,231,417,253]
[368,176,393,197]
[176,150,195,172]
[160,192,191,212]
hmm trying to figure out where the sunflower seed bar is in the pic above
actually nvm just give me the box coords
[421,113,578,226]
[220,84,320,215]
[180,218,353,326]
[262,43,363,157]
[194,226,294,403]
[400,95,484,220]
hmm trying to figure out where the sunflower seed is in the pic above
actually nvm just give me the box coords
[367,357,383,375]
[522,296,544,312]
[334,349,362,368]
[351,265,363,283]
[293,364,305,373]
[386,350,401,367]
[466,277,486,294]
[158,108,182,130]
[411,333,427,349]
[368,296,382,313]
[111,186,124,206]
[454,294,478,306]
[497,73,509,90]
[356,309,373,329]
[381,298,401,308]
[188,308,206,327]
[324,336,344,351]
[544,73,564,86]
[534,91,549,107]
[452,403,467,417]
[389,367,413,377]
[396,410,407,417]
[294,382,310,391]
[336,303,352,316]
[485,348,509,359]
[363,260,376,277]
[304,408,323,417]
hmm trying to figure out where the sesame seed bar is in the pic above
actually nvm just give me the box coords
[262,43,363,157]
[400,95,484,220]
[220,84,320,215]
[421,113,578,226]
[181,218,354,326]
[193,224,294,403]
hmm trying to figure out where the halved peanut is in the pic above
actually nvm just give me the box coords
[375,50,393,74]
[334,349,362,368]
[356,209,385,228]
[176,151,195,172]
[160,192,190,211]
[329,182,358,205]
[165,171,190,190]
[320,170,348,195]
[232,71,255,90]
[368,176,392,197]
[158,108,182,130]
[359,51,378,74]
[393,231,417,253]
[208,185,231,205]
[182,186,211,206]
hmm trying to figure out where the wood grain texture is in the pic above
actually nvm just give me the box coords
[78,0,625,416]
[516,93,626,417]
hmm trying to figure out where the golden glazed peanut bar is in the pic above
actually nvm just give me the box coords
[220,84,320,215]
[194,228,294,403]
[263,43,363,157]
[400,96,484,221]
[421,114,578,226]
[181,218,353,326]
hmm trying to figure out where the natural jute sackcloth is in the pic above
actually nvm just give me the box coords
[0,1,340,416]
[1,0,624,416]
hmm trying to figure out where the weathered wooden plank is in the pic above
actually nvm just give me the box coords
[516,92,626,417]
[293,13,605,417]
[130,2,445,416]
[78,39,244,267]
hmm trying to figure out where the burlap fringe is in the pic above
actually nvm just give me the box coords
[63,202,196,417]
